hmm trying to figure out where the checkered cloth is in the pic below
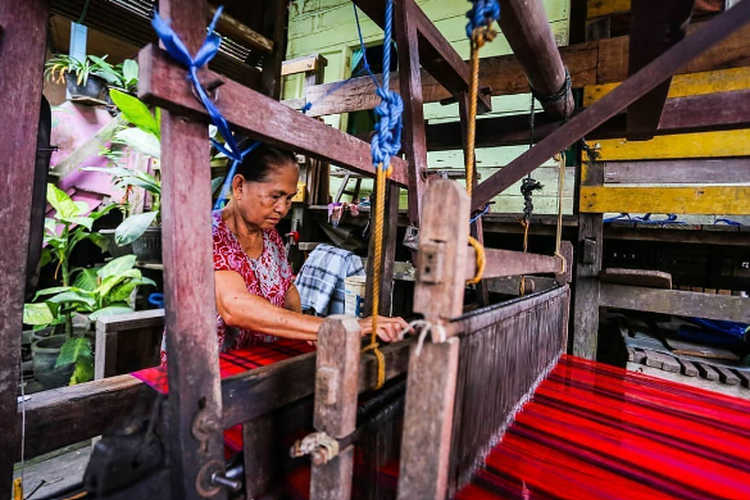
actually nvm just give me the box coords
[132,339,315,452]
[295,244,365,316]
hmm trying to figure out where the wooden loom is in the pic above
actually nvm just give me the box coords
[3,0,750,499]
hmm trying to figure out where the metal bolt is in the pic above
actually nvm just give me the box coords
[210,472,242,492]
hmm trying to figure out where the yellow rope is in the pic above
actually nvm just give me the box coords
[519,219,531,296]
[554,152,566,275]
[365,163,389,390]
[467,236,486,285]
[13,479,22,500]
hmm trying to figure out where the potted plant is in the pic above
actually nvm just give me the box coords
[22,184,154,387]
[88,56,139,95]
[45,54,104,101]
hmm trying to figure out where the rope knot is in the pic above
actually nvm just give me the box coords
[371,88,403,169]
[520,177,544,221]
[466,0,501,39]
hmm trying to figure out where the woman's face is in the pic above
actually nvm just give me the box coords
[232,161,299,231]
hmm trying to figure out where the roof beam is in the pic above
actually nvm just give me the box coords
[471,1,750,211]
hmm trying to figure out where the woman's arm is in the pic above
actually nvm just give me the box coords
[216,270,321,340]
[284,283,303,313]
[216,270,409,342]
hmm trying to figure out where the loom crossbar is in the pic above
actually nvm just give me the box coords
[137,45,409,187]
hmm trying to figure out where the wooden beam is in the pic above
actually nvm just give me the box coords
[600,284,750,323]
[626,0,695,139]
[587,0,631,19]
[138,45,409,187]
[0,0,50,496]
[207,4,273,54]
[464,248,564,281]
[497,0,575,118]
[427,88,750,150]
[258,0,287,99]
[603,158,750,184]
[471,2,750,211]
[396,0,429,227]
[158,2,227,499]
[20,341,412,463]
[282,54,328,77]
[580,186,750,215]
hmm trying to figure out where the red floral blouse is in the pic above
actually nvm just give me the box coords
[160,211,293,364]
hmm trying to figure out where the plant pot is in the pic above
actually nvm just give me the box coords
[30,325,59,343]
[132,226,162,264]
[100,229,133,258]
[31,335,74,390]
[65,72,105,101]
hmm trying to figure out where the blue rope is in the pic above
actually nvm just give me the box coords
[152,7,245,162]
[715,218,743,226]
[212,141,261,211]
[466,0,501,38]
[470,203,491,224]
[370,0,403,170]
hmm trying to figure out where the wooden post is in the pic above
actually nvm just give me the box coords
[573,158,603,360]
[395,0,429,228]
[242,414,276,498]
[310,317,362,500]
[0,1,50,498]
[398,180,468,500]
[259,0,287,99]
[365,183,400,316]
[158,2,227,499]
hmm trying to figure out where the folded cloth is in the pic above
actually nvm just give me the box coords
[295,244,365,316]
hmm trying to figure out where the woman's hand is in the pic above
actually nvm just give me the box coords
[358,316,410,343]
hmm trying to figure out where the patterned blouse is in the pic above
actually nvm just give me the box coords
[212,210,293,350]
[159,211,293,364]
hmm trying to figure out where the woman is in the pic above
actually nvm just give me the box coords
[213,144,407,352]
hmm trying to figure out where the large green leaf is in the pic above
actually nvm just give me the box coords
[56,336,92,368]
[46,183,80,219]
[109,89,159,138]
[70,355,94,385]
[89,305,133,322]
[97,269,142,300]
[23,303,54,326]
[122,59,138,87]
[60,216,94,231]
[34,286,73,299]
[97,254,137,280]
[73,268,100,291]
[115,212,158,246]
[47,290,97,309]
[107,276,156,304]
[115,128,161,159]
[85,233,110,253]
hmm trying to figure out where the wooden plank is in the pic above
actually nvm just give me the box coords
[157,2,227,499]
[397,338,460,500]
[464,248,563,281]
[715,365,741,385]
[603,158,750,184]
[310,317,361,500]
[396,0,429,227]
[599,268,672,289]
[600,285,750,323]
[625,0,695,139]
[580,186,750,215]
[678,358,700,377]
[696,362,720,381]
[645,350,681,373]
[413,180,470,329]
[587,0,631,19]
[497,0,574,118]
[585,66,750,105]
[94,311,164,380]
[627,362,750,400]
[282,54,327,77]
[597,22,750,86]
[471,4,750,211]
[138,45,409,187]
[208,4,274,54]
[0,0,50,496]
[631,348,647,364]
[736,370,750,388]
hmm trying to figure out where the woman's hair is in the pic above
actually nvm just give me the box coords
[236,144,298,183]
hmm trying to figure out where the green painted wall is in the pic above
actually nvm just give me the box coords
[284,0,572,214]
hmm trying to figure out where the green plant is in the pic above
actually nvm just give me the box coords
[45,54,93,86]
[44,54,138,93]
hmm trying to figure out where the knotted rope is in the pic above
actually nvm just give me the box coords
[152,6,248,163]
[366,0,403,389]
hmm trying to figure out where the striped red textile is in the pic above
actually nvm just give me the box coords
[455,354,750,500]
[131,339,315,451]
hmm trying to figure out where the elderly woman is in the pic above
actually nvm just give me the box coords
[212,144,407,352]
